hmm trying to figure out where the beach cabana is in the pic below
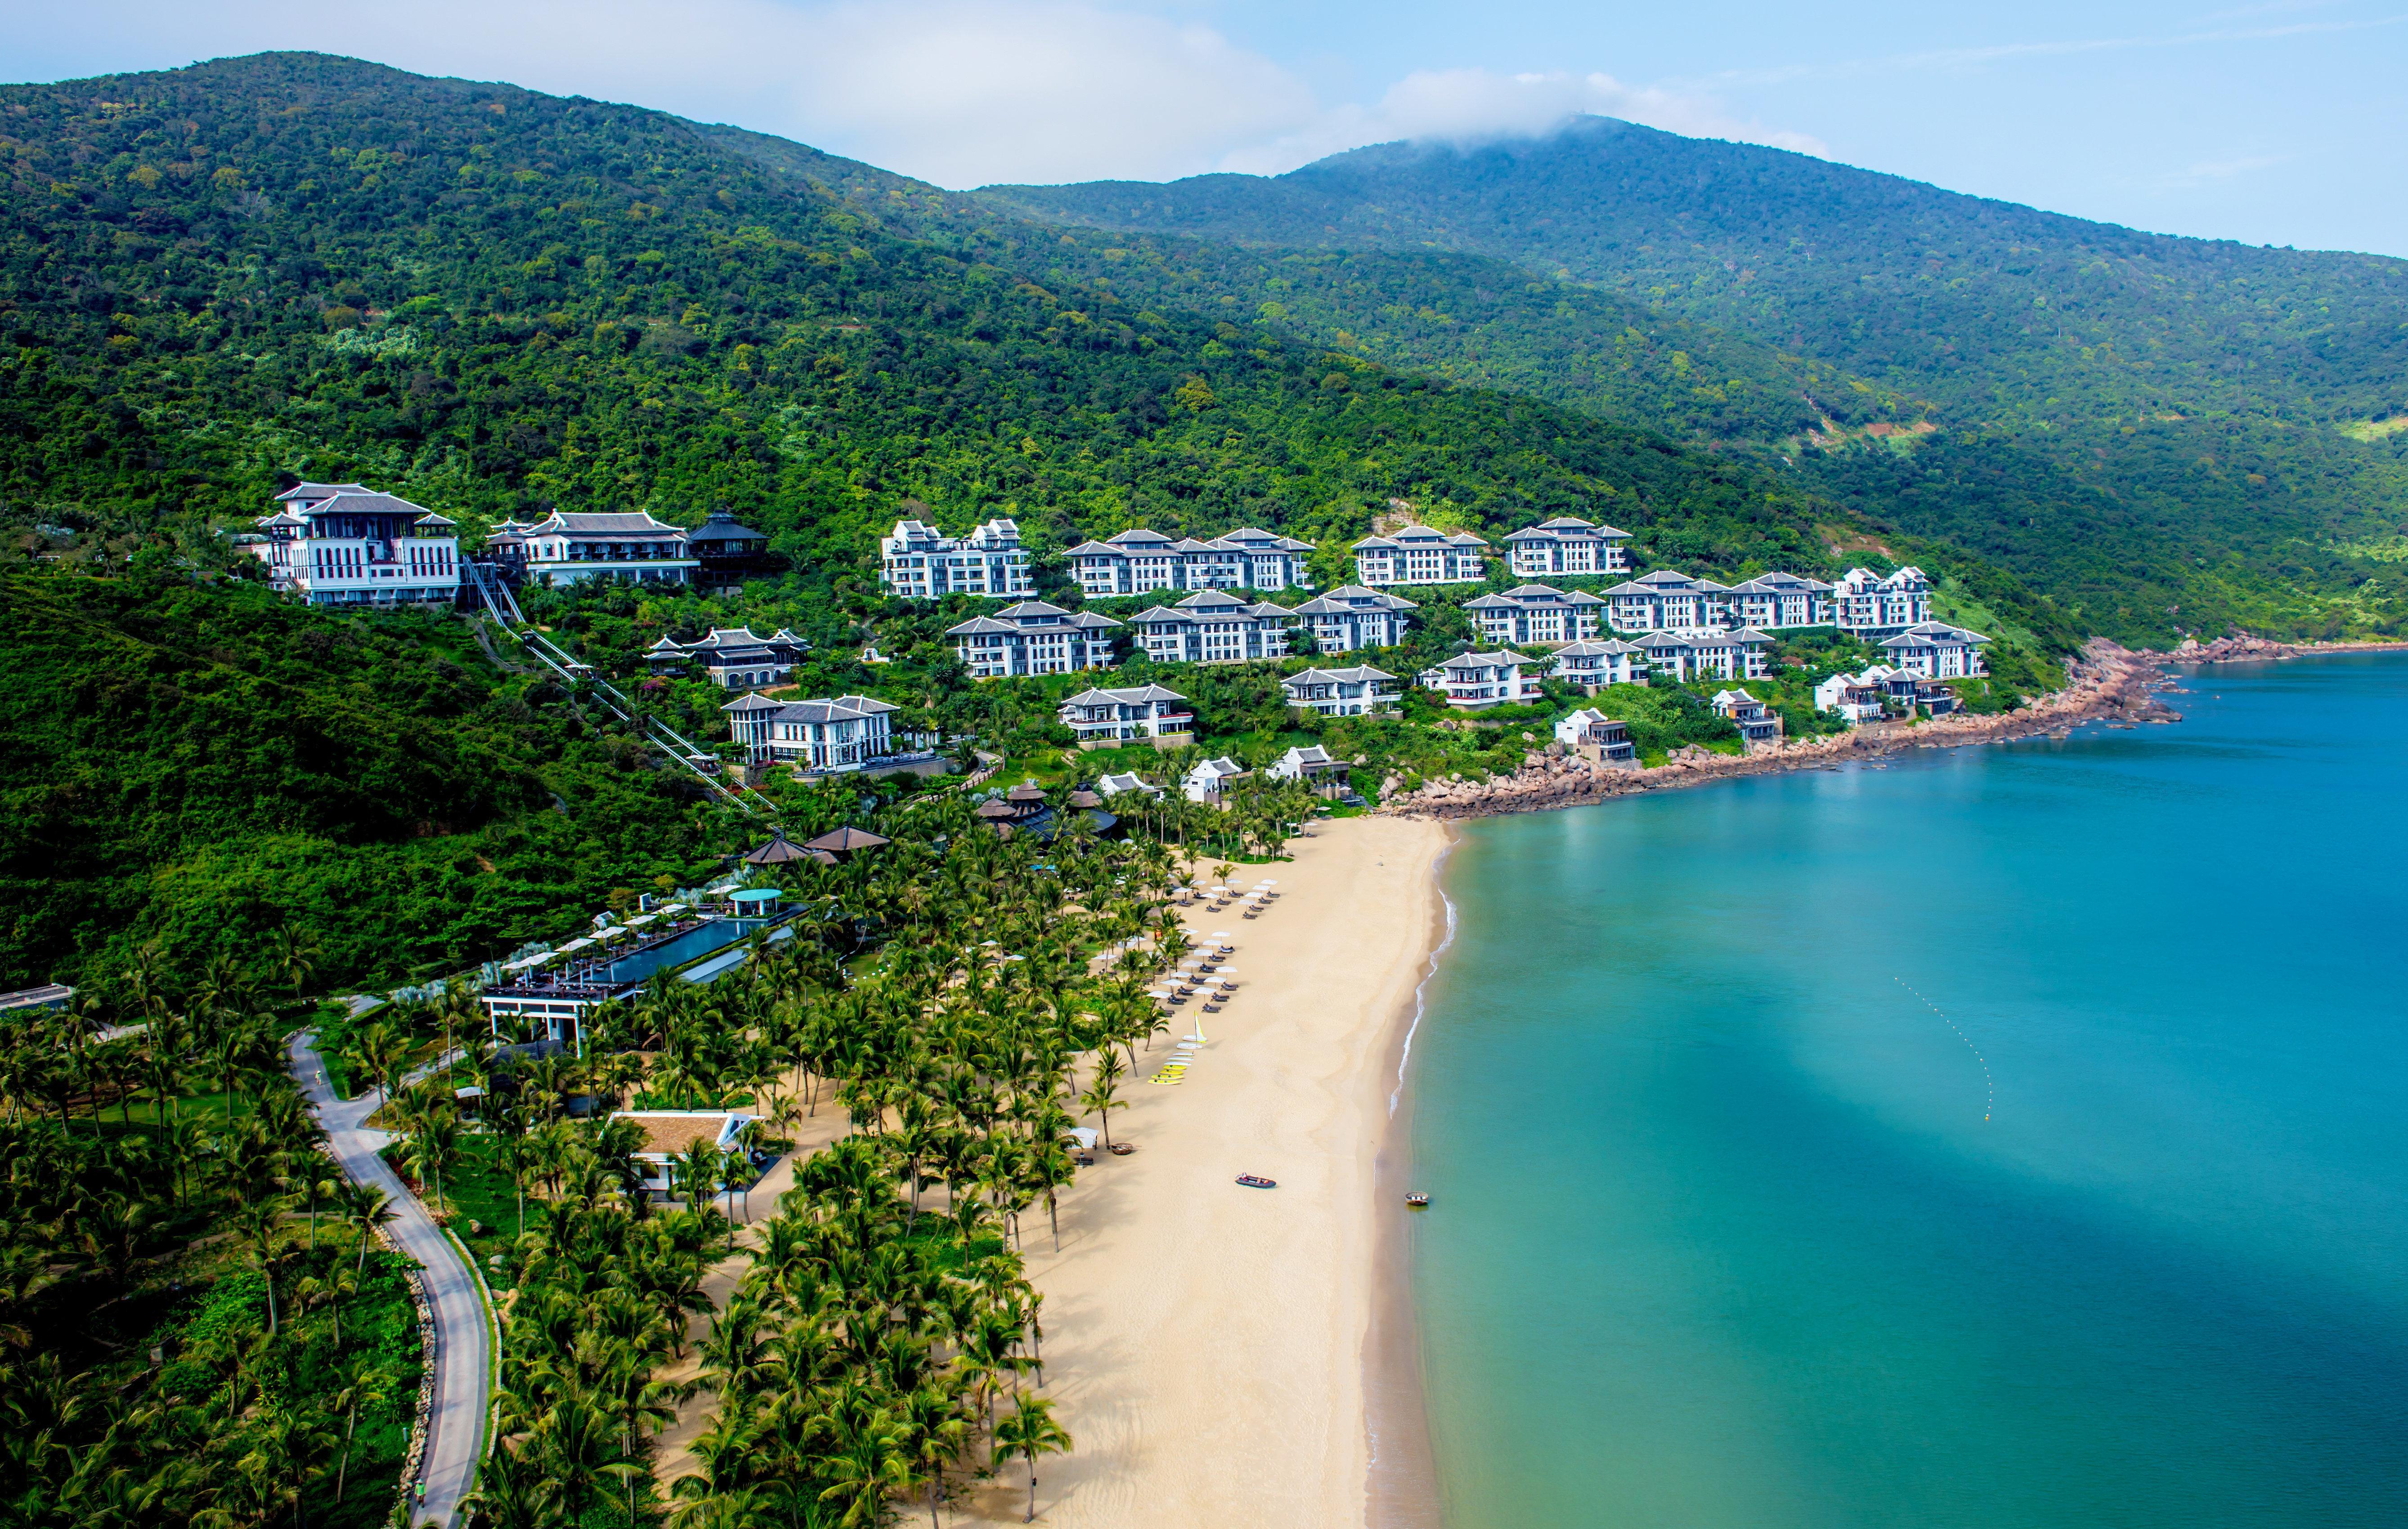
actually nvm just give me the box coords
[803,826,891,861]
[743,829,812,866]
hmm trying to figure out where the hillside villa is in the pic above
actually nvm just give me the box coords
[1059,684,1196,744]
[1550,638,1648,692]
[1128,589,1296,664]
[1466,583,1610,645]
[1421,651,1543,708]
[946,602,1122,677]
[1289,586,1417,651]
[1879,621,1990,678]
[1506,516,1632,577]
[1832,566,1933,636]
[1638,628,1775,682]
[245,483,461,605]
[1266,743,1345,785]
[1183,756,1250,804]
[645,626,810,689]
[1711,689,1783,746]
[1353,524,1490,586]
[1553,708,1637,762]
[490,510,701,587]
[878,518,1035,600]
[722,693,901,769]
[1281,665,1401,717]
[1069,526,1314,596]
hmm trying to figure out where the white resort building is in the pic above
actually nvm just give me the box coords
[609,1111,756,1198]
[645,627,810,690]
[1069,527,1315,596]
[723,693,901,769]
[246,483,462,605]
[1550,639,1648,693]
[878,518,1035,601]
[1058,685,1195,743]
[1724,572,1837,630]
[1711,689,1783,746]
[946,602,1121,677]
[1505,517,1632,578]
[1832,566,1933,637]
[1814,668,1895,723]
[1553,708,1637,762]
[1183,757,1250,804]
[1281,665,1401,717]
[1879,621,1990,678]
[1638,629,1775,682]
[1604,569,1733,635]
[1267,744,1345,784]
[1420,651,1543,709]
[1352,525,1490,586]
[1289,586,1417,652]
[1466,584,1609,646]
[493,510,702,586]
[1126,590,1295,665]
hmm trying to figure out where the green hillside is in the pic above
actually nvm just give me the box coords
[0,562,724,994]
[980,119,2408,641]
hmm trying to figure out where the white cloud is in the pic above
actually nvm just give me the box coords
[3,1,1821,186]
[1220,67,1826,175]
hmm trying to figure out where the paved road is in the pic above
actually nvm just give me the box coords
[290,1032,491,1529]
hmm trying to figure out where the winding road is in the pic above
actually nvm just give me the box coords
[289,1031,493,1529]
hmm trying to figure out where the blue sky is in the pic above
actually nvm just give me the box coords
[7,0,2404,255]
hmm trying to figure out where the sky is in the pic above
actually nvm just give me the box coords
[5,0,2404,256]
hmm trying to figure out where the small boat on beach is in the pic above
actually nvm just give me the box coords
[1404,1192,1430,1208]
[1109,1142,1135,1156]
[1236,1174,1277,1189]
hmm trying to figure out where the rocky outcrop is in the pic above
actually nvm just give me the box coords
[1382,639,2178,823]
[2167,634,2408,665]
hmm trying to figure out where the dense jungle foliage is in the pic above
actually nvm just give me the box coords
[0,563,726,995]
[981,118,2408,641]
[2,54,2043,606]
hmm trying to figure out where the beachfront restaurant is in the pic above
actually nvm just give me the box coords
[479,887,798,1053]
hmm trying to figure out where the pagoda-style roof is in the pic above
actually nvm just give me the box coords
[1006,783,1047,802]
[803,826,890,854]
[974,799,1018,819]
[742,829,812,865]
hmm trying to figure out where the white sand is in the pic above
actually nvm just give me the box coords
[958,814,1453,1527]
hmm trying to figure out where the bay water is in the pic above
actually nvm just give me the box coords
[1408,654,2408,1528]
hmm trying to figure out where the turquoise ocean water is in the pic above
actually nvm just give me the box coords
[1408,655,2408,1529]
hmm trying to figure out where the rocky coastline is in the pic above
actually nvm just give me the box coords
[1382,639,2180,823]
[2162,634,2408,665]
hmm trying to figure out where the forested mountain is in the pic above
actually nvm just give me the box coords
[0,53,1907,596]
[981,119,2408,640]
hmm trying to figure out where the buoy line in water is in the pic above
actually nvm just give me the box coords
[1896,976,1994,1121]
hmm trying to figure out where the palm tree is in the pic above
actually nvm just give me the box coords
[233,1195,291,1334]
[993,1394,1073,1523]
[327,1355,394,1501]
[270,922,320,1005]
[341,1183,399,1276]
[1078,1054,1126,1149]
[535,1396,643,1528]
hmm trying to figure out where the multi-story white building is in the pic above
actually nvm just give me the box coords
[1126,590,1295,665]
[1068,526,1315,596]
[493,510,701,587]
[1723,572,1837,630]
[1059,684,1195,743]
[722,693,899,769]
[1419,651,1543,709]
[644,627,810,690]
[1553,708,1637,761]
[1878,621,1988,678]
[1281,665,1401,718]
[1352,525,1490,587]
[1183,756,1250,804]
[1604,569,1733,635]
[1465,584,1609,646]
[1711,689,1783,746]
[1638,628,1774,683]
[946,602,1121,678]
[1832,566,1933,637]
[1813,668,1893,724]
[878,518,1035,601]
[247,483,462,606]
[1550,638,1649,693]
[1504,516,1631,579]
[1289,586,1417,653]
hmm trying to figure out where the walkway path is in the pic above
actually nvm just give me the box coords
[289,1032,492,1529]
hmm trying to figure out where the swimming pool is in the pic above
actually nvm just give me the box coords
[601,917,775,986]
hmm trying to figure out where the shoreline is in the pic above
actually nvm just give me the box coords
[1384,637,2185,822]
[955,814,1454,1528]
[1365,831,1458,1529]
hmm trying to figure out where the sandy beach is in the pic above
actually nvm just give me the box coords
[949,813,1454,1528]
